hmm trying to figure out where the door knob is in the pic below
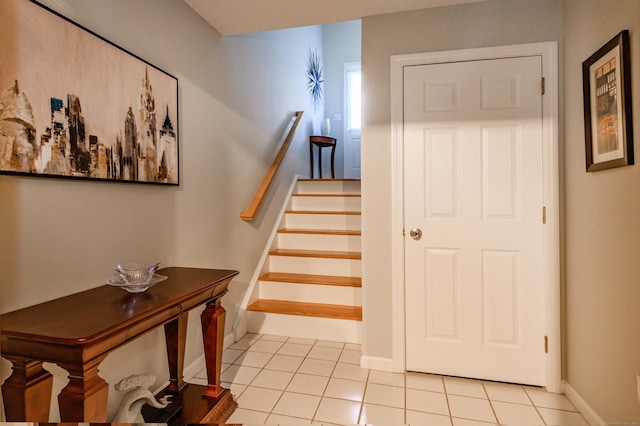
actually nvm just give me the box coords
[409,228,422,240]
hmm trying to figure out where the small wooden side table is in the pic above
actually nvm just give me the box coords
[309,135,337,179]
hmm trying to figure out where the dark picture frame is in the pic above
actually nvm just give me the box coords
[0,0,179,185]
[582,30,633,172]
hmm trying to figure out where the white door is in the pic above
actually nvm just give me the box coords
[404,56,546,385]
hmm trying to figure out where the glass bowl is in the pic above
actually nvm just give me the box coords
[115,261,161,286]
[107,273,167,293]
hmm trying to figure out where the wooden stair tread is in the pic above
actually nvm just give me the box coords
[278,228,361,236]
[298,178,361,182]
[286,210,361,215]
[292,193,361,197]
[259,272,361,287]
[269,249,361,259]
[247,299,362,321]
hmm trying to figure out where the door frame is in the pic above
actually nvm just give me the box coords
[389,42,561,393]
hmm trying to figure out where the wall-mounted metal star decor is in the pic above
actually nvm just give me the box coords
[306,47,324,111]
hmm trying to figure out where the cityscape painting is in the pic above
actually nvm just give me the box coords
[0,0,179,185]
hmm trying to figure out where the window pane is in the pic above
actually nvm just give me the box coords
[348,68,361,131]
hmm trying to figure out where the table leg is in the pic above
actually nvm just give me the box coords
[57,355,109,422]
[164,313,188,393]
[200,294,226,399]
[330,143,336,179]
[318,147,323,179]
[1,356,53,421]
[309,142,314,178]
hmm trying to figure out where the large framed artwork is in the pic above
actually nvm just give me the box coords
[0,0,179,185]
[582,29,633,172]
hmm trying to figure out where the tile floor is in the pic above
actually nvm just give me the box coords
[189,334,587,425]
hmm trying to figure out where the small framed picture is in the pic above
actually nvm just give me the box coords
[582,30,634,172]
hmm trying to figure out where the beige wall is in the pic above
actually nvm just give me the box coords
[361,0,640,420]
[563,0,640,420]
[360,0,563,362]
[0,0,321,420]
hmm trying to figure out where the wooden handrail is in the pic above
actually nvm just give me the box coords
[240,111,304,221]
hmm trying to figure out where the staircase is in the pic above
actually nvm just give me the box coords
[245,178,362,343]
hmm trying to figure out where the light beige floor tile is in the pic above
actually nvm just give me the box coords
[233,350,274,368]
[265,354,305,372]
[247,339,285,354]
[359,403,404,424]
[444,376,487,399]
[338,349,361,365]
[221,381,247,399]
[406,388,449,416]
[188,376,207,386]
[483,381,531,405]
[273,391,322,419]
[307,345,342,361]
[492,400,544,425]
[221,362,231,373]
[406,409,452,426]
[368,370,405,387]
[448,395,496,423]
[344,343,361,351]
[364,382,405,408]
[251,368,295,390]
[451,417,496,426]
[261,334,289,342]
[266,413,312,424]
[315,340,346,349]
[537,407,589,425]
[236,386,283,412]
[313,397,361,424]
[324,377,366,402]
[222,348,244,364]
[226,407,269,424]
[192,367,207,380]
[525,387,578,411]
[287,373,330,396]
[230,335,259,350]
[331,362,369,381]
[298,358,336,376]
[279,342,314,357]
[406,372,445,393]
[405,389,449,416]
[288,336,318,345]
[220,364,261,385]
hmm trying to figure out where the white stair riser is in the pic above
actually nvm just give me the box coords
[285,213,361,231]
[291,196,361,212]
[247,311,362,343]
[277,233,361,252]
[269,255,361,277]
[259,281,362,305]
[296,180,361,195]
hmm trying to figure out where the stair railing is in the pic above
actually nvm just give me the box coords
[240,111,304,221]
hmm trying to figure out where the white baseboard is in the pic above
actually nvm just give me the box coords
[563,380,606,426]
[361,355,393,372]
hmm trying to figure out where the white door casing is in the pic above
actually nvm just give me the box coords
[389,42,561,392]
[404,56,544,385]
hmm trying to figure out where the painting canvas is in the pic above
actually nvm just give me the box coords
[0,0,179,184]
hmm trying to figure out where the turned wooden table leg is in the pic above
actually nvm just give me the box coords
[165,312,188,393]
[57,355,109,422]
[200,294,226,399]
[1,356,53,421]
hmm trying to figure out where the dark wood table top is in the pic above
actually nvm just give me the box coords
[1,267,238,362]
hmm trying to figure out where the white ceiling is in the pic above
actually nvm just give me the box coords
[183,0,487,36]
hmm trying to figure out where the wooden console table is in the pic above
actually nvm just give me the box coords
[309,135,337,179]
[0,267,238,422]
